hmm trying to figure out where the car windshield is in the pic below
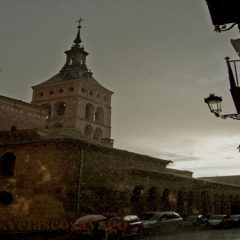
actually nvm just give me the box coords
[209,215,225,220]
[140,213,160,221]
[230,215,240,220]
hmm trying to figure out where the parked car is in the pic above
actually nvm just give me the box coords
[183,214,208,229]
[207,214,233,229]
[139,211,183,234]
[71,214,143,239]
[102,215,143,239]
[230,214,240,228]
[71,214,107,239]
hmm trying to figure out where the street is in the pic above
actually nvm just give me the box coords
[144,228,240,240]
[2,229,240,240]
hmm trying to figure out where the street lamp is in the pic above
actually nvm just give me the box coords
[204,93,240,120]
[204,94,222,116]
[204,58,240,120]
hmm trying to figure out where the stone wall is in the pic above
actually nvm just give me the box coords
[0,137,240,232]
[165,168,193,178]
[0,95,47,131]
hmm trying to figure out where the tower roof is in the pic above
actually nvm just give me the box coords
[36,19,103,88]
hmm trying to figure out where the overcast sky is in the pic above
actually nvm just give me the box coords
[1,0,240,177]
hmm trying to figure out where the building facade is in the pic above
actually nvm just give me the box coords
[0,131,240,232]
[0,95,47,131]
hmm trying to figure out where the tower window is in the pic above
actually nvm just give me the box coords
[0,152,16,177]
[49,91,54,95]
[85,103,94,121]
[84,125,93,137]
[95,107,104,124]
[58,89,64,93]
[41,104,52,118]
[54,102,66,116]
[69,87,74,92]
[94,128,103,140]
[81,88,86,93]
[89,91,94,96]
[39,92,44,97]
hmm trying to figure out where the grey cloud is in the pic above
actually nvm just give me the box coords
[158,151,201,162]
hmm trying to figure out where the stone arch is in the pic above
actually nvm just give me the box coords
[231,195,240,214]
[225,195,231,214]
[131,185,144,214]
[236,195,240,214]
[85,103,94,121]
[220,194,229,214]
[146,187,159,211]
[177,189,188,216]
[95,107,104,124]
[214,193,221,213]
[229,194,234,214]
[187,191,194,214]
[200,191,211,215]
[161,188,171,211]
[0,152,16,177]
[93,128,103,141]
[54,102,66,116]
[41,103,52,118]
[84,125,93,138]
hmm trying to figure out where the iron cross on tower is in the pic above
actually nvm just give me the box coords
[76,17,85,28]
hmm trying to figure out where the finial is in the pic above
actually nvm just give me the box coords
[76,17,85,29]
[74,17,85,47]
[225,56,230,62]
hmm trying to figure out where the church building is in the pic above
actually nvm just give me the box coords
[1,19,113,148]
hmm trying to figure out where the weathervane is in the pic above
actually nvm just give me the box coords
[76,17,85,28]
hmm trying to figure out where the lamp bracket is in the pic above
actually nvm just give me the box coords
[214,23,239,33]
[217,113,240,120]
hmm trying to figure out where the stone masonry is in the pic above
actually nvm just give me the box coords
[0,131,240,232]
[0,95,47,131]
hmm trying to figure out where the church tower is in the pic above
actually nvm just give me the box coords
[32,19,113,147]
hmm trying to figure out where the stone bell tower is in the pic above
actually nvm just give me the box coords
[32,19,113,147]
